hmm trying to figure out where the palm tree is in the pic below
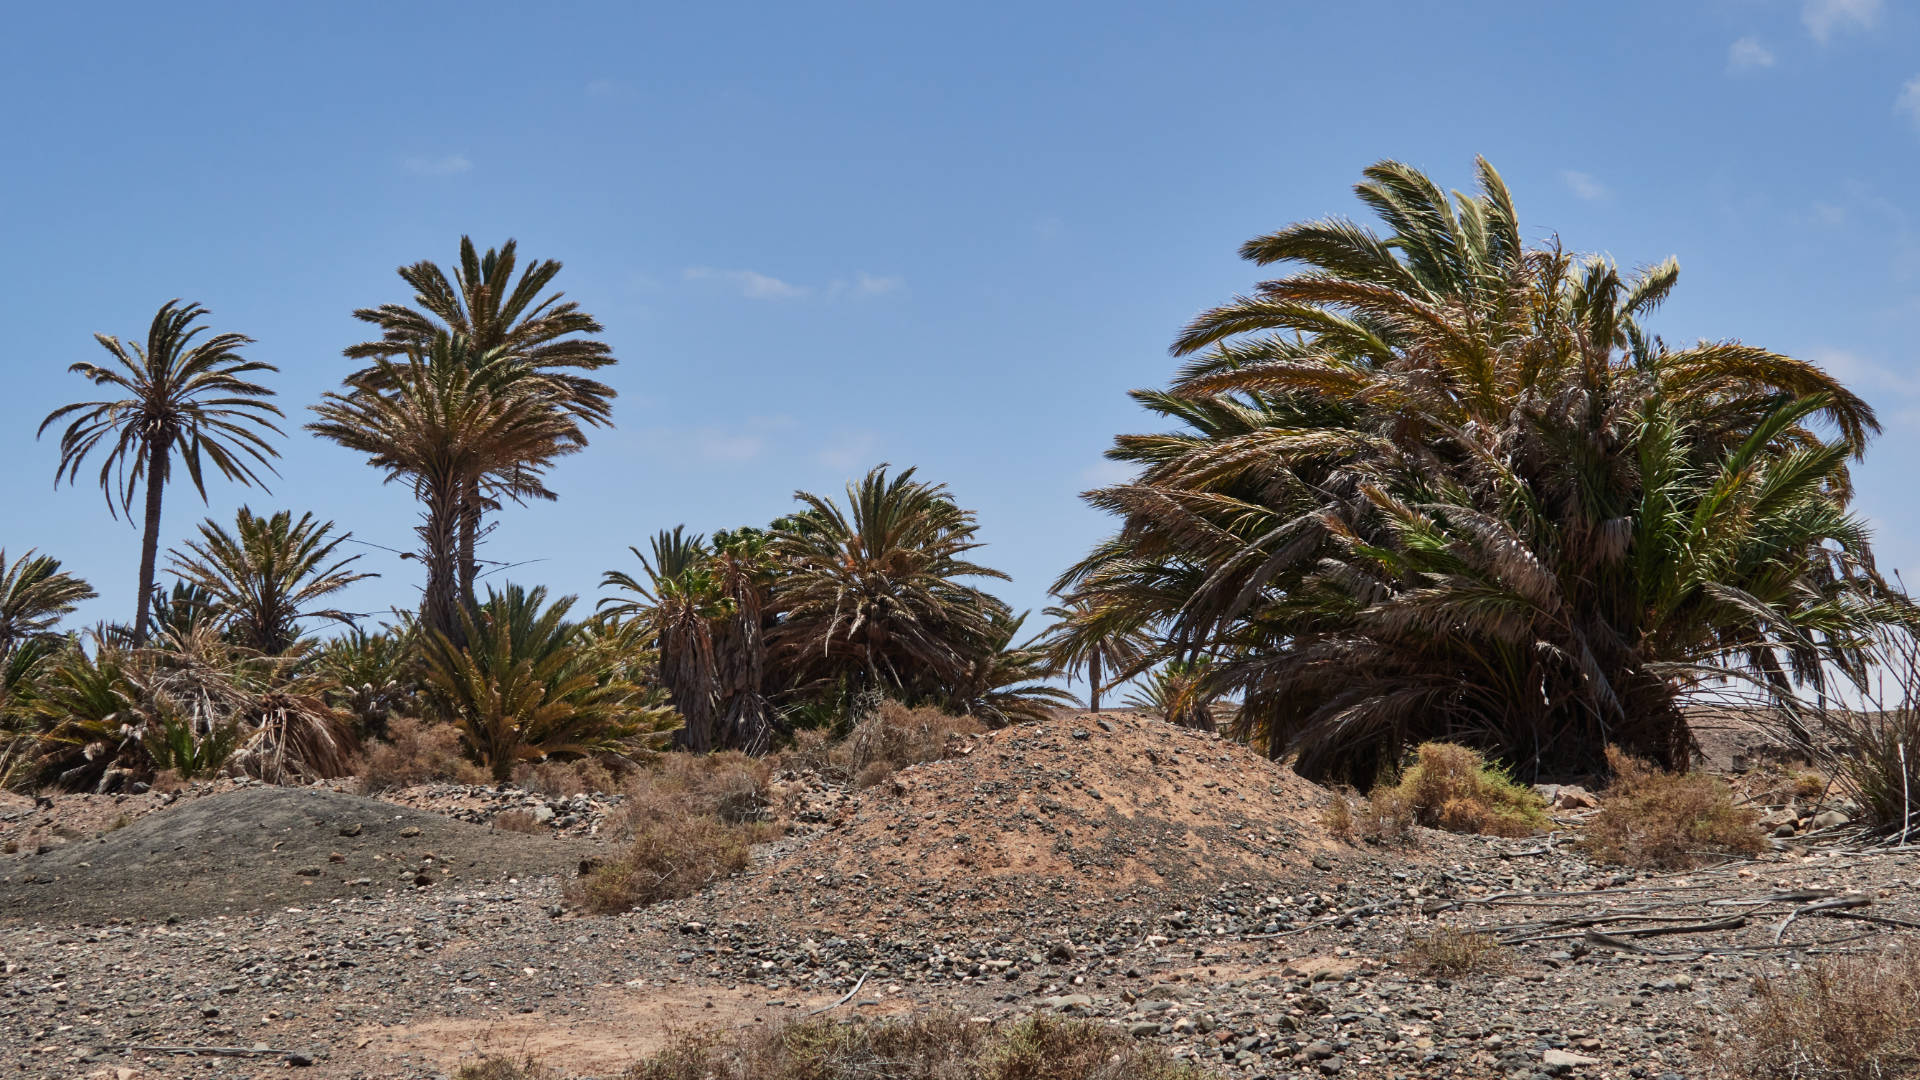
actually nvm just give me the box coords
[345,238,617,604]
[1066,157,1894,782]
[772,466,1011,700]
[165,508,375,654]
[420,584,639,783]
[948,610,1079,725]
[0,550,96,658]
[308,336,581,643]
[39,301,282,644]
[600,526,777,754]
[1035,593,1154,712]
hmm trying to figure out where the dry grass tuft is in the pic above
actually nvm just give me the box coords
[1404,927,1508,976]
[455,1058,549,1080]
[778,701,985,789]
[566,812,752,913]
[1581,747,1763,869]
[1714,947,1920,1080]
[567,751,778,913]
[355,716,488,792]
[492,809,544,834]
[515,756,623,797]
[1359,743,1547,839]
[624,1011,1213,1080]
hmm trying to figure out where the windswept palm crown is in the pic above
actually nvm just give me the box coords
[166,508,375,654]
[309,335,581,642]
[345,238,617,603]
[39,301,282,643]
[1064,157,1895,783]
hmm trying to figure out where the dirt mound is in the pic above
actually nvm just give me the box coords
[685,711,1349,934]
[0,785,590,923]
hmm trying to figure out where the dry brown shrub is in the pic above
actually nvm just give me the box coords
[617,752,773,831]
[1368,743,1547,838]
[1714,948,1920,1080]
[624,1011,1212,1080]
[1404,927,1508,976]
[1581,747,1763,869]
[515,757,622,797]
[456,1058,550,1080]
[566,813,752,913]
[493,809,544,834]
[355,716,488,792]
[1320,792,1355,841]
[841,700,985,789]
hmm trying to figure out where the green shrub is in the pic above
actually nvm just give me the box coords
[1368,742,1548,838]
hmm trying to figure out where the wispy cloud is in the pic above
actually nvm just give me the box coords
[1812,201,1848,226]
[1811,347,1920,423]
[1898,76,1920,129]
[684,267,905,301]
[816,430,879,470]
[1727,36,1776,72]
[402,154,472,177]
[1804,0,1881,42]
[1562,170,1610,201]
[683,266,810,300]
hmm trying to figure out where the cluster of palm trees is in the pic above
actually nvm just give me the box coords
[601,466,1071,755]
[1055,157,1902,784]
[5,158,1907,794]
[3,239,1064,789]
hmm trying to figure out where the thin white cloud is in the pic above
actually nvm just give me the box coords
[1812,201,1848,226]
[1562,170,1610,202]
[402,154,472,177]
[1804,0,1881,42]
[683,266,809,300]
[694,428,768,463]
[1811,347,1920,398]
[1727,37,1776,72]
[1898,76,1920,129]
[854,272,903,296]
[816,430,879,470]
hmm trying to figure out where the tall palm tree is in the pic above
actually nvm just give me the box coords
[1035,593,1154,712]
[39,301,282,644]
[345,237,616,604]
[309,336,580,644]
[1066,157,1894,782]
[0,550,96,659]
[166,508,375,654]
[772,466,1010,700]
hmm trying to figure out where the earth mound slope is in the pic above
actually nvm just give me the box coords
[0,785,586,923]
[687,710,1351,934]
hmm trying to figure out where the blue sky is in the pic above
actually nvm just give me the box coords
[5,0,1920,649]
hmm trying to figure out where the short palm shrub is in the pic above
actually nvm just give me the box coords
[421,585,642,783]
[1581,748,1762,868]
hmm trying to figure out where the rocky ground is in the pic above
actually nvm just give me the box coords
[1,713,1915,1080]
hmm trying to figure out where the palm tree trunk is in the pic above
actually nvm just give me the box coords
[130,434,170,645]
[423,479,464,649]
[458,478,480,608]
[1089,652,1102,713]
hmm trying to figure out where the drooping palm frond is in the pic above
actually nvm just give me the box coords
[0,550,95,658]
[166,508,374,655]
